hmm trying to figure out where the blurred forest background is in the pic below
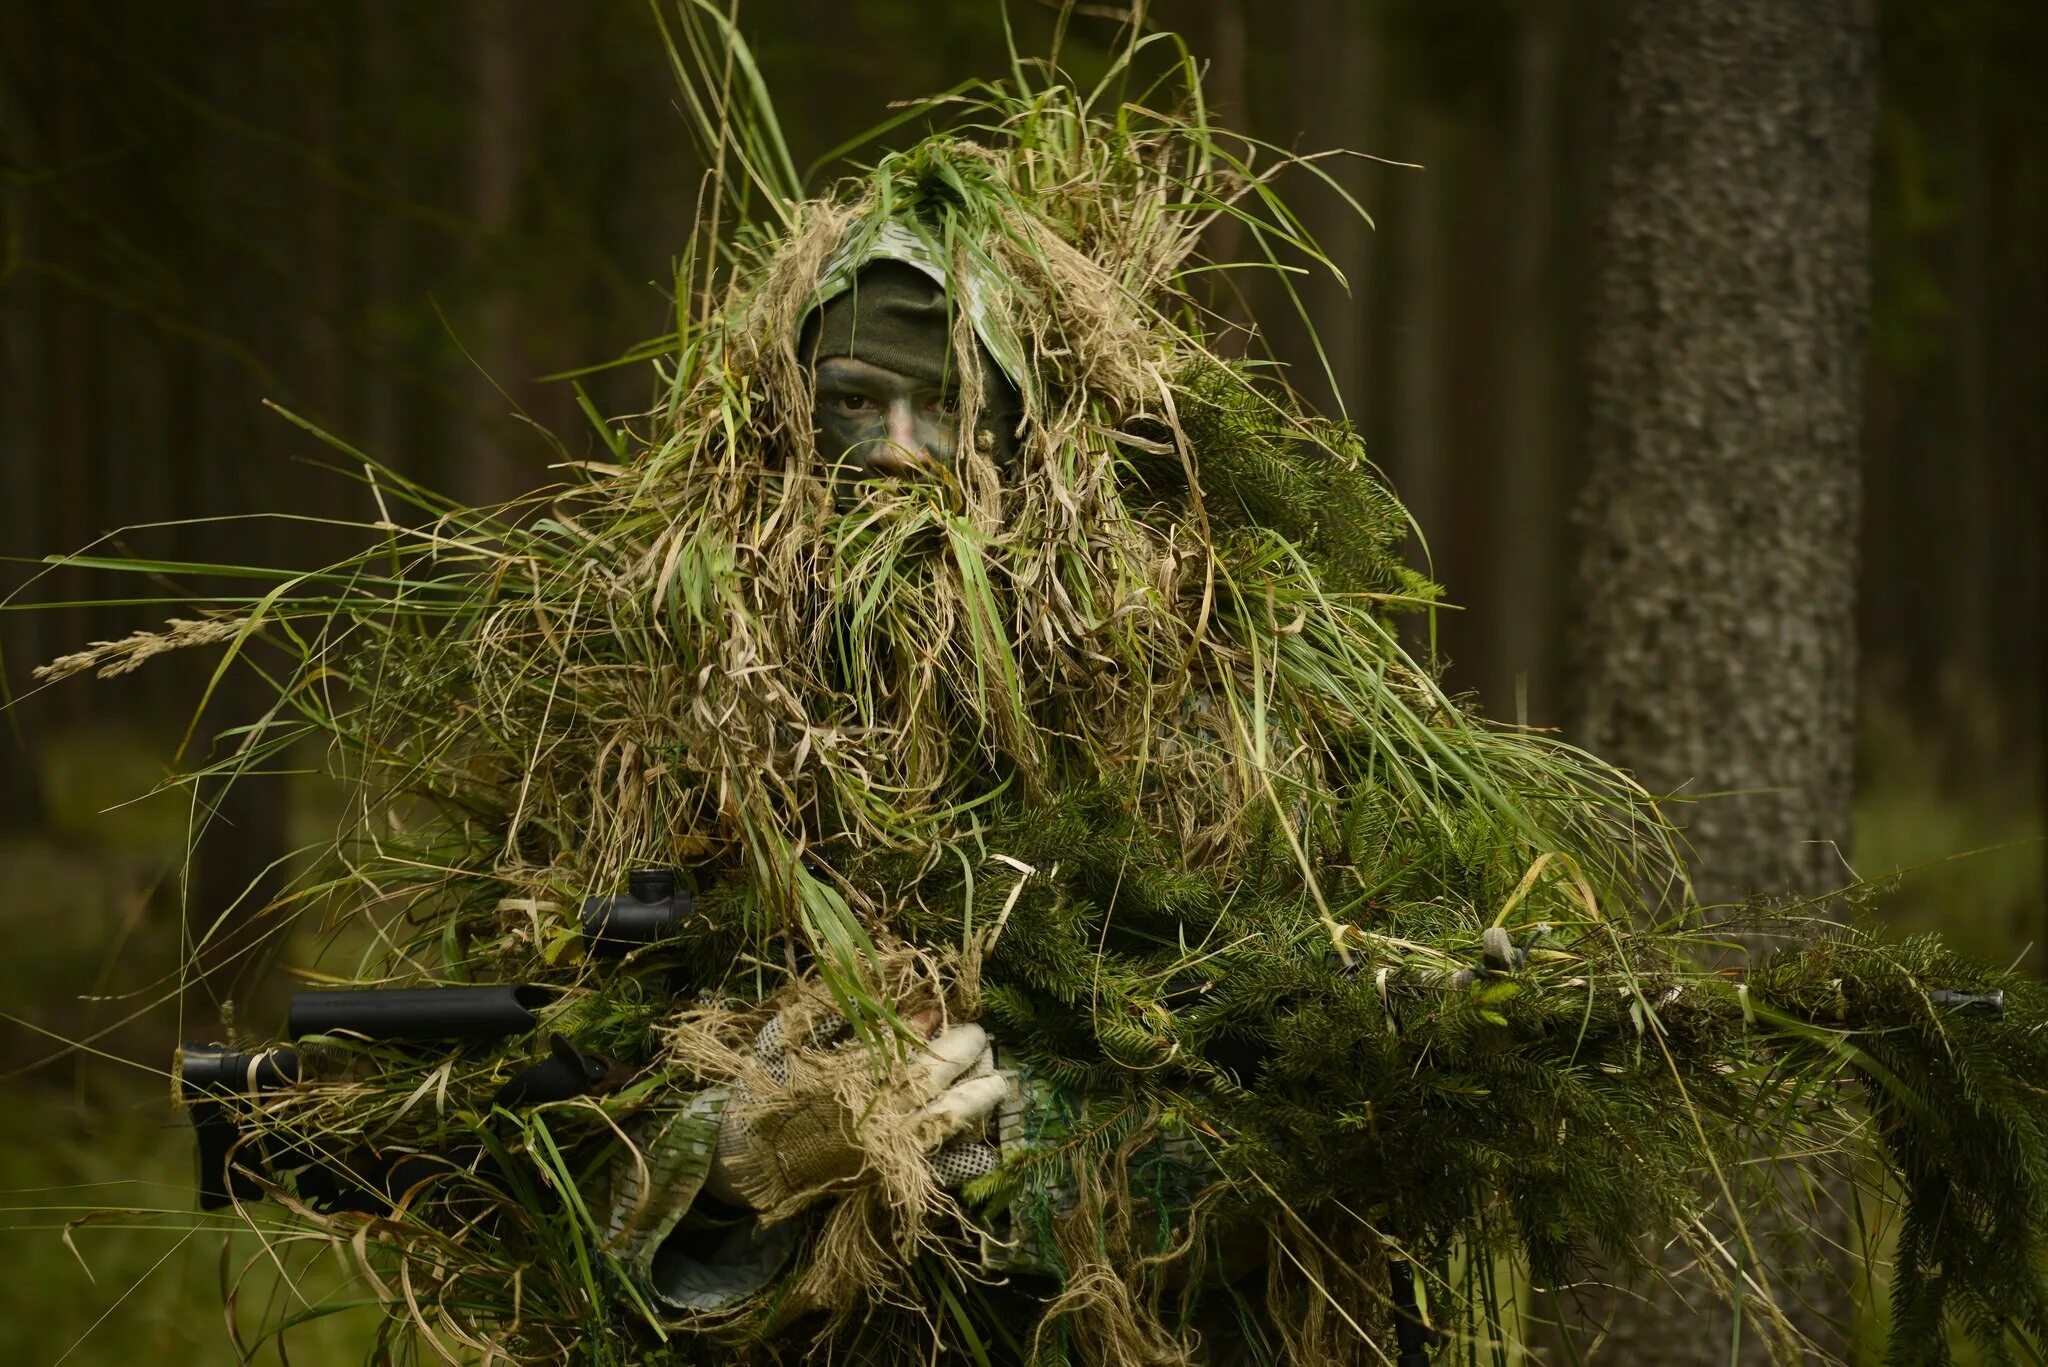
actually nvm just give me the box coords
[0,1,2040,1362]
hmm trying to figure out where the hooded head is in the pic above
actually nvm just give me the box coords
[798,225,1023,480]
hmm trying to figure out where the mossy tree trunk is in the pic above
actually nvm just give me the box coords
[1561,1,1876,1361]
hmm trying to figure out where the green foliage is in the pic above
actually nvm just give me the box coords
[1762,933,2048,1364]
[879,783,2048,1362]
[1166,360,1435,604]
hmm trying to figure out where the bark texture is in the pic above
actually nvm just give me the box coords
[1561,1,1876,1361]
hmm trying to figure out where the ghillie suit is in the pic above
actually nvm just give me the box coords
[33,19,2048,1367]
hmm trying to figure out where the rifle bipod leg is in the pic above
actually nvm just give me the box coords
[1389,1257,1437,1366]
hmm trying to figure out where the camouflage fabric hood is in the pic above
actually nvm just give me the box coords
[809,215,1030,391]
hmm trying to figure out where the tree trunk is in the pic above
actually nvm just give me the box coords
[1560,2,1876,1362]
[458,0,530,504]
[1284,0,1375,422]
[1387,109,1457,609]
[1198,0,1251,345]
[1488,2,1561,725]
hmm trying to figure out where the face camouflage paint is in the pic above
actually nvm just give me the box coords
[800,260,1020,480]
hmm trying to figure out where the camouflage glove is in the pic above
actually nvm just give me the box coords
[710,1008,1006,1216]
[604,1088,806,1314]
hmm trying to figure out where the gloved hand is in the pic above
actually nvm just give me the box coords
[708,1006,1008,1216]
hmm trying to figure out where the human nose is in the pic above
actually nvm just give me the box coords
[886,398,926,463]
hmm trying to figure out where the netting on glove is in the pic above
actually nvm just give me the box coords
[928,1133,998,1187]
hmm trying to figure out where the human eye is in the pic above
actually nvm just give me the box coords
[835,393,876,414]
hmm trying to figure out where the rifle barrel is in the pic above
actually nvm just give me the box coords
[288,983,553,1041]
